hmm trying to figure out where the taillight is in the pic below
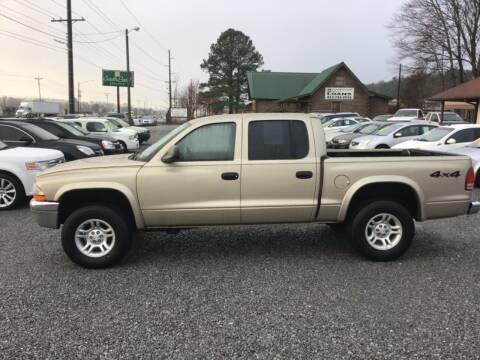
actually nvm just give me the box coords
[466,167,475,191]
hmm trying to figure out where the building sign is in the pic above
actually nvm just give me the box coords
[102,69,134,87]
[171,108,188,118]
[325,87,354,101]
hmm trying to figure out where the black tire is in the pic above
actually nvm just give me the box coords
[375,144,390,149]
[0,172,25,210]
[348,200,414,261]
[61,205,133,269]
[118,141,128,153]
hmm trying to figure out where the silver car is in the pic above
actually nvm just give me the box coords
[350,122,438,149]
[444,139,480,186]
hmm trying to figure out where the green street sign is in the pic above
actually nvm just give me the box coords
[102,69,134,87]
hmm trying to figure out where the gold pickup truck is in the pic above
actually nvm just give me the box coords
[30,113,480,268]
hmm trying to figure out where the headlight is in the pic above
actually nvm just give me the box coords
[129,135,135,140]
[76,145,95,156]
[101,140,115,150]
[338,139,349,144]
[25,157,64,171]
[25,160,51,171]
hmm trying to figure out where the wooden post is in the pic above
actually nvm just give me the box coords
[440,101,445,125]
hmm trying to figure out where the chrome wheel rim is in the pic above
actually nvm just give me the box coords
[365,213,402,251]
[0,178,16,208]
[74,219,116,258]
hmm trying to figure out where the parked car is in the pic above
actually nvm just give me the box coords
[104,117,151,144]
[107,112,129,121]
[350,122,438,149]
[393,124,480,151]
[325,122,369,144]
[30,113,478,268]
[372,114,392,121]
[140,115,157,126]
[388,108,425,122]
[0,140,64,210]
[328,122,394,149]
[18,118,124,155]
[0,120,102,160]
[443,138,480,188]
[323,117,371,134]
[63,118,140,152]
[317,112,360,125]
[424,111,468,124]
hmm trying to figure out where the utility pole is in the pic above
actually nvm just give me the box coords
[77,82,81,113]
[167,49,172,123]
[396,64,402,111]
[125,27,139,124]
[116,86,120,113]
[52,0,84,114]
[125,29,132,124]
[105,93,109,108]
[34,76,43,101]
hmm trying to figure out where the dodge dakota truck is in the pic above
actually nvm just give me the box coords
[30,113,480,268]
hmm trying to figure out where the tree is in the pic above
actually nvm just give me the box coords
[201,28,264,114]
[389,0,480,81]
[179,80,200,119]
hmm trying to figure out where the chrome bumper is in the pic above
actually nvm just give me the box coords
[468,201,480,215]
[30,200,60,229]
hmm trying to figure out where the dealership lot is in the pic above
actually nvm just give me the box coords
[1,125,480,358]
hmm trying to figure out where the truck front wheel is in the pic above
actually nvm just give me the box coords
[61,205,133,268]
[348,200,414,261]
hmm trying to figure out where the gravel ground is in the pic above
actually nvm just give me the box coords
[1,124,480,359]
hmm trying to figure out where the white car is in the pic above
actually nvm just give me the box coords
[0,140,64,210]
[323,117,371,133]
[62,118,140,151]
[392,124,480,151]
[350,122,438,149]
[104,117,151,144]
[388,108,425,122]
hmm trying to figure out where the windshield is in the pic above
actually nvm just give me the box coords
[419,127,454,142]
[56,122,86,136]
[22,123,59,140]
[108,118,124,128]
[441,113,463,121]
[134,123,190,161]
[394,109,417,117]
[375,123,405,136]
[115,118,130,127]
[340,124,363,133]
[358,123,384,134]
[0,140,7,150]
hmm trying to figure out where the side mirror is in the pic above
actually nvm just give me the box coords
[446,138,456,145]
[394,132,402,138]
[162,145,180,163]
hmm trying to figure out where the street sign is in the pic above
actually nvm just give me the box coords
[102,69,134,87]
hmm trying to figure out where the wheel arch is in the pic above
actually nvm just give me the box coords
[56,183,144,229]
[0,169,26,195]
[338,177,425,222]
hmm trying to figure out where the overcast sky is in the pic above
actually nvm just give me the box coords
[0,0,403,109]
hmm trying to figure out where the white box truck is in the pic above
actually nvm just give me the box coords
[15,101,60,117]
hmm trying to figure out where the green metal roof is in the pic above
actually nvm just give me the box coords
[248,62,391,102]
[247,71,318,100]
[297,62,344,97]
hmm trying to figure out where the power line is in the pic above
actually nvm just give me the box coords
[74,33,123,43]
[0,29,66,53]
[118,0,168,53]
[81,0,119,31]
[0,13,65,41]
[131,40,166,66]
[15,0,60,18]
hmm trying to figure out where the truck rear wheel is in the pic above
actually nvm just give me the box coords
[61,205,133,268]
[348,200,414,261]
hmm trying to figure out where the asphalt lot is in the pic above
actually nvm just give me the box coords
[1,124,480,359]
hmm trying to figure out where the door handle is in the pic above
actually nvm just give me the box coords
[296,171,313,179]
[221,172,239,181]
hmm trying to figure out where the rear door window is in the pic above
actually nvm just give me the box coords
[248,120,309,160]
[448,129,477,143]
[0,125,31,141]
[86,122,106,132]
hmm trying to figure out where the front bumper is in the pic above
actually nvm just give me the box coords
[468,201,480,215]
[30,200,59,229]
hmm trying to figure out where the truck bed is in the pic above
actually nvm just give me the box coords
[326,149,456,158]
